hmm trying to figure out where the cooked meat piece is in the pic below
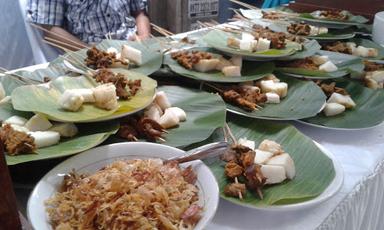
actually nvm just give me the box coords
[85,46,120,69]
[118,123,139,141]
[181,165,198,184]
[60,171,86,192]
[137,117,166,141]
[364,61,384,72]
[322,41,352,54]
[223,90,257,111]
[287,23,311,36]
[171,50,212,70]
[93,69,141,99]
[261,11,284,20]
[225,161,244,178]
[0,124,35,155]
[239,150,256,168]
[224,182,246,198]
[319,10,348,21]
[315,81,349,97]
[244,164,266,199]
[241,87,267,104]
[252,26,286,49]
[220,148,238,162]
[278,57,318,70]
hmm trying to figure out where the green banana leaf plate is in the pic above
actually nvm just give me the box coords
[218,74,326,120]
[0,101,118,165]
[202,30,302,59]
[11,68,157,122]
[113,85,227,148]
[277,50,365,79]
[297,11,369,29]
[321,38,384,60]
[206,115,338,207]
[163,48,275,83]
[301,78,384,129]
[50,39,163,75]
[306,29,355,41]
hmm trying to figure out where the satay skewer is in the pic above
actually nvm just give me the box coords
[229,0,259,10]
[44,36,81,51]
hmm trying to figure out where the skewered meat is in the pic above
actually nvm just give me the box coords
[322,41,352,54]
[244,164,266,199]
[118,116,166,142]
[315,81,348,97]
[0,124,36,155]
[287,23,311,36]
[224,183,246,198]
[319,10,348,21]
[171,50,212,70]
[225,161,244,178]
[278,57,318,70]
[220,147,238,162]
[85,47,120,69]
[93,69,141,100]
[223,90,257,111]
[252,26,286,49]
[261,11,285,20]
[364,61,384,72]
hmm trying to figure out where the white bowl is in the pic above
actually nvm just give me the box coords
[27,142,219,230]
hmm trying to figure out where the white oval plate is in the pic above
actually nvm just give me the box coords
[227,141,344,211]
[27,142,219,230]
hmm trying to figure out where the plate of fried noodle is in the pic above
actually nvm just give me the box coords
[27,142,219,230]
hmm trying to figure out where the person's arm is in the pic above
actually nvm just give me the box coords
[133,11,151,40]
[44,26,89,50]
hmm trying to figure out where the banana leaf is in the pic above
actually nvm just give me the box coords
[306,29,355,41]
[0,100,119,165]
[50,39,163,75]
[202,30,301,59]
[297,11,369,28]
[11,69,157,122]
[322,38,384,60]
[277,50,365,79]
[277,39,321,61]
[113,85,227,148]
[207,115,336,206]
[163,48,275,83]
[222,74,326,120]
[302,78,384,129]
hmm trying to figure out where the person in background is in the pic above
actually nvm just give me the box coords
[26,0,151,48]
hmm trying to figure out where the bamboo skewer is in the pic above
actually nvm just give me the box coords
[42,40,70,52]
[44,37,82,51]
[229,0,259,10]
[30,23,88,49]
[150,23,174,37]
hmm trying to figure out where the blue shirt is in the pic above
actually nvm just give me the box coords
[27,0,145,43]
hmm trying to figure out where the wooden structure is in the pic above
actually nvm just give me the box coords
[148,0,220,33]
[289,0,384,20]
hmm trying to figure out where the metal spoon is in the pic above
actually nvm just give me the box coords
[164,141,229,164]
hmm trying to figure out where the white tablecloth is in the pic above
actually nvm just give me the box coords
[11,59,384,230]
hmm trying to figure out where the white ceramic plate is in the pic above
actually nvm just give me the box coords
[228,141,344,211]
[295,119,383,131]
[27,142,219,230]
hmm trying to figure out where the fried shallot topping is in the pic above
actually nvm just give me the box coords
[171,50,212,69]
[364,61,384,72]
[224,182,246,198]
[287,23,311,36]
[315,80,349,97]
[319,10,348,21]
[118,116,166,142]
[93,69,141,99]
[322,41,352,54]
[0,124,35,155]
[252,26,287,49]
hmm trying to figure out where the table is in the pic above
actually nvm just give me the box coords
[9,56,384,230]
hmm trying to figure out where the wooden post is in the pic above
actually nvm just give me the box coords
[0,142,22,229]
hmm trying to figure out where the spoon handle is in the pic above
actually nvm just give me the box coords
[166,142,229,164]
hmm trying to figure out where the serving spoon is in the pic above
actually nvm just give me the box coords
[164,141,229,164]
